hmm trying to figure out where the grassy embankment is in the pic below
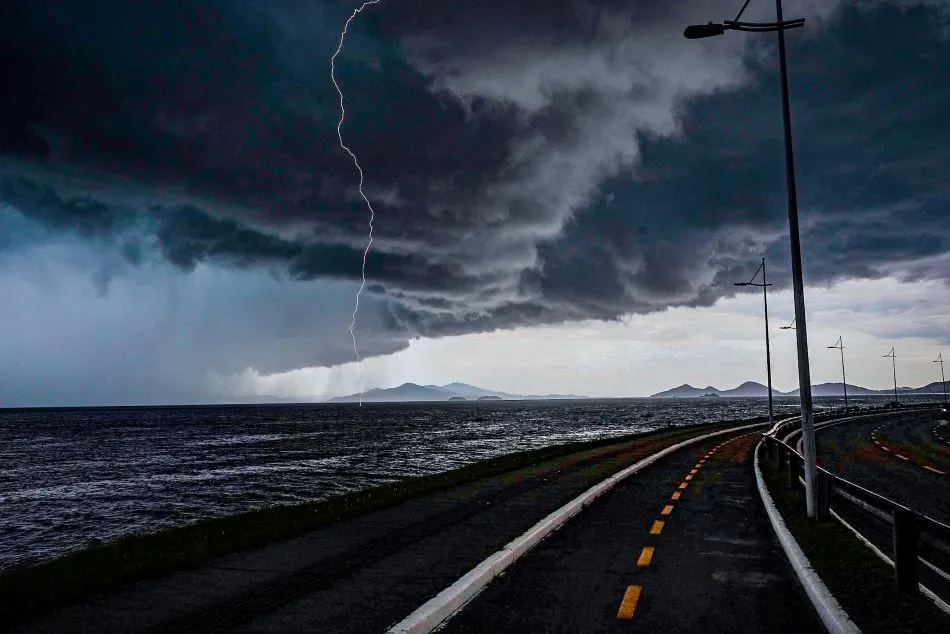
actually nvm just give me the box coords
[1,416,765,623]
[758,444,950,634]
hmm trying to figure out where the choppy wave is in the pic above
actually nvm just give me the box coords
[0,395,931,568]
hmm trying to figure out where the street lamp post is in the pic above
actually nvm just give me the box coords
[934,353,947,406]
[883,347,898,402]
[828,336,848,411]
[734,258,775,427]
[684,1,820,518]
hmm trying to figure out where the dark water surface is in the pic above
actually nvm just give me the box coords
[0,395,932,568]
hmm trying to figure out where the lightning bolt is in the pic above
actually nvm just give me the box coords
[331,0,382,406]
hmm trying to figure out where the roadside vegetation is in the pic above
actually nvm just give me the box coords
[1,416,764,624]
[759,444,950,634]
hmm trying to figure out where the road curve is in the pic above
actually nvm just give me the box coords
[816,409,950,524]
[440,433,824,634]
[872,412,949,476]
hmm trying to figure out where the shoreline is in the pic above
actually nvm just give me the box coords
[0,415,767,625]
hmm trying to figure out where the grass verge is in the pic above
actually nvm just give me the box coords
[758,443,950,634]
[1,417,762,624]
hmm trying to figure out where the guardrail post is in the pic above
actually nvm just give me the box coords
[892,508,919,593]
[787,454,797,490]
[815,471,831,520]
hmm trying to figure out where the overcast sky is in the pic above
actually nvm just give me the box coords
[2,0,948,406]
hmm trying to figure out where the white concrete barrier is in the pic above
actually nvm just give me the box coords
[754,440,862,634]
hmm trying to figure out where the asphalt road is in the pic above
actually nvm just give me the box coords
[814,408,950,605]
[815,410,949,524]
[934,418,950,445]
[442,433,823,634]
[873,411,949,476]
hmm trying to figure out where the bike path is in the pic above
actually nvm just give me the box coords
[443,433,824,634]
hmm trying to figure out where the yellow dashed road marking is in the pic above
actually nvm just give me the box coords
[618,442,738,622]
[637,546,655,567]
[617,585,642,619]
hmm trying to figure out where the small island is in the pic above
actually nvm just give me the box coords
[477,395,503,400]
[700,393,720,398]
[448,396,467,401]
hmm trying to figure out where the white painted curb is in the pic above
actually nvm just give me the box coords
[387,422,765,633]
[754,440,862,634]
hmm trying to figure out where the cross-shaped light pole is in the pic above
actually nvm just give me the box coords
[883,347,898,402]
[684,0,819,518]
[734,258,775,427]
[827,336,848,411]
[935,353,948,406]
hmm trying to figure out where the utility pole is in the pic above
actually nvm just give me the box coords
[883,347,898,402]
[683,0,817,517]
[935,353,947,406]
[775,0,819,518]
[733,258,775,427]
[828,336,848,411]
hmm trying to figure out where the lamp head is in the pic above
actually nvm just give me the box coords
[684,23,726,39]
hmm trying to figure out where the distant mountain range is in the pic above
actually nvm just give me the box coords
[326,382,587,403]
[650,381,947,398]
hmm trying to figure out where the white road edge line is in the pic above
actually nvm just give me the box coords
[386,424,763,633]
[830,509,950,616]
[754,440,862,634]
[922,465,946,476]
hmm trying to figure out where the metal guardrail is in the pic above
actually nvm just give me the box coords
[762,403,950,597]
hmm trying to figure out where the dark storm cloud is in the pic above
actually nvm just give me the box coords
[523,2,950,313]
[1,0,949,369]
[0,177,128,238]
